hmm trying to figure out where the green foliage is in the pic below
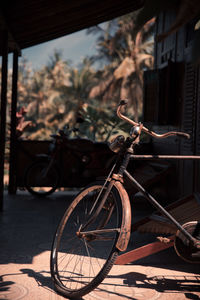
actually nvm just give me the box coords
[77,100,131,142]
[87,10,155,121]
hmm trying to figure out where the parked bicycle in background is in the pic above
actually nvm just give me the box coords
[24,125,116,196]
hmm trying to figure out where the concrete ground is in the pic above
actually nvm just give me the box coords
[0,190,199,300]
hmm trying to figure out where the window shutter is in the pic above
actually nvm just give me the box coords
[195,67,200,155]
[143,62,181,126]
[181,63,197,154]
[180,62,197,195]
[194,67,200,191]
[143,70,159,123]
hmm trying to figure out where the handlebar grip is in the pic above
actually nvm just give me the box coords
[119,99,128,106]
[176,132,190,139]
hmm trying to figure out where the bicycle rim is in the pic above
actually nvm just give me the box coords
[51,182,122,298]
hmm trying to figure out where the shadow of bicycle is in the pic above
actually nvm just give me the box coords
[104,271,200,299]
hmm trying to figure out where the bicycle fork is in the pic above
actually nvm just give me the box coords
[77,174,132,252]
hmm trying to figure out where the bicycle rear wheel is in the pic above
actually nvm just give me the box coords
[24,160,59,197]
[51,181,123,299]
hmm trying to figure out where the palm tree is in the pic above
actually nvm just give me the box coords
[88,11,155,121]
[58,57,96,127]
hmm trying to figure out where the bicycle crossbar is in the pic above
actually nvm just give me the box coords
[131,155,200,160]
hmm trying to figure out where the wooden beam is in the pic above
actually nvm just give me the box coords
[0,30,8,211]
[0,1,144,50]
[115,237,174,265]
[8,50,19,194]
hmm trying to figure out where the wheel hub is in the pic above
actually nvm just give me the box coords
[76,231,96,241]
[174,221,200,263]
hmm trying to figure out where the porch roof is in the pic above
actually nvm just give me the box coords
[0,0,144,55]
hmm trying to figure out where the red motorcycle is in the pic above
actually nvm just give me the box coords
[24,127,116,196]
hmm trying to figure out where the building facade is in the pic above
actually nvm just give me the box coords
[143,9,200,198]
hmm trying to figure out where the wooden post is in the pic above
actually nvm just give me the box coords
[8,50,19,194]
[0,30,8,211]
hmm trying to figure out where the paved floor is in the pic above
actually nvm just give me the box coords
[0,190,199,300]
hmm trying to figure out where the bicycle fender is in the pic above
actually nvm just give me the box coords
[113,181,131,252]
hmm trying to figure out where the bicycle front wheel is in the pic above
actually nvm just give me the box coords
[51,181,123,299]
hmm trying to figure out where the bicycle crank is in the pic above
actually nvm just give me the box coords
[174,221,200,263]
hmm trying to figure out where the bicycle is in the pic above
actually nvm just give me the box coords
[50,100,200,299]
[24,126,115,197]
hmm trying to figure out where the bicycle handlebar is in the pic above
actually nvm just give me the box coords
[117,100,190,139]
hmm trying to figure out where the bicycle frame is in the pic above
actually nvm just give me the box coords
[79,140,200,253]
[121,148,200,248]
[123,159,198,246]
[78,100,200,252]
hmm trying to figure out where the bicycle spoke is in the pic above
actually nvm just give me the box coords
[79,228,120,235]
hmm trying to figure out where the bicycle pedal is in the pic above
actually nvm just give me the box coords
[156,236,172,244]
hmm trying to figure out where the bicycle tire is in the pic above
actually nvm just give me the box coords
[24,160,60,197]
[50,181,123,299]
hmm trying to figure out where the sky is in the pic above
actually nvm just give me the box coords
[14,27,100,71]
